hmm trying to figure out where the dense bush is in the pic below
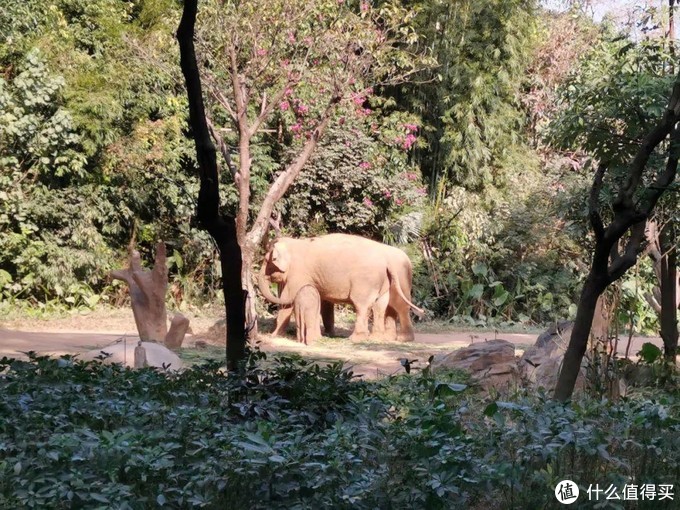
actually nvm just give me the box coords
[1,354,678,509]
[414,163,589,325]
[282,121,426,240]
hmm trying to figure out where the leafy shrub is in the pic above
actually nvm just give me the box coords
[1,353,679,509]
[416,166,587,325]
[281,120,426,240]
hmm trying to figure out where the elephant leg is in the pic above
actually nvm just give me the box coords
[321,300,334,336]
[308,312,322,344]
[395,302,415,342]
[273,306,293,337]
[349,304,371,342]
[384,306,398,342]
[370,292,391,341]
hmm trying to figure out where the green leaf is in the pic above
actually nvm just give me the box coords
[89,494,109,504]
[467,284,484,300]
[434,382,468,397]
[483,402,498,416]
[638,342,662,364]
[472,263,488,277]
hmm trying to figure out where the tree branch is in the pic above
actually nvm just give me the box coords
[589,162,607,242]
[617,80,680,205]
[206,115,237,181]
[641,126,680,215]
[608,220,647,282]
[246,96,340,247]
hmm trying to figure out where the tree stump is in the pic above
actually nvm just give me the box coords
[110,241,189,350]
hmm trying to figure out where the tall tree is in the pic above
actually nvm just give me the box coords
[554,79,680,400]
[177,0,246,369]
[190,0,428,324]
[395,0,537,192]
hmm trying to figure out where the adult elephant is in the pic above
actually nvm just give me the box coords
[258,234,423,341]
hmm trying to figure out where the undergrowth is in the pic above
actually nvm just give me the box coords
[0,352,678,509]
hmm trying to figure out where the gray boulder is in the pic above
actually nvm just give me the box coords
[520,321,585,391]
[80,340,183,371]
[431,339,519,390]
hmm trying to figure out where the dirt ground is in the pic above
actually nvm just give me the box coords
[0,307,664,379]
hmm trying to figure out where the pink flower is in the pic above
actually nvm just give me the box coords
[417,187,427,196]
[353,95,365,105]
[404,123,419,133]
[395,198,403,206]
[256,48,267,57]
[360,2,369,12]
[359,161,371,170]
[383,190,392,198]
[406,172,418,181]
[402,133,417,150]
[290,122,302,133]
[288,32,296,44]
[338,116,346,125]
[296,103,309,115]
[284,88,293,96]
[279,100,290,111]
[361,107,372,116]
[363,197,374,207]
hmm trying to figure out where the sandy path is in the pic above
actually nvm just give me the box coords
[0,315,664,379]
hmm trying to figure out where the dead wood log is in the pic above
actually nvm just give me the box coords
[110,241,189,350]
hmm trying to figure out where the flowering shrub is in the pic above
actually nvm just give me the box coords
[280,120,425,239]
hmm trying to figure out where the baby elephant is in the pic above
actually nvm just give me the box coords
[294,285,321,345]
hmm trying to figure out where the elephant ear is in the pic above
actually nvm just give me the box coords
[271,242,291,273]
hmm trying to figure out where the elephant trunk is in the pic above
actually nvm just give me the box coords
[257,262,293,306]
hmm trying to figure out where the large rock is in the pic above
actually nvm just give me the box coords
[431,339,519,390]
[80,340,183,370]
[520,321,585,391]
[204,318,226,343]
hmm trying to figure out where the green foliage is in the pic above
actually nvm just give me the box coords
[400,0,539,190]
[615,261,660,335]
[546,23,678,334]
[282,121,426,239]
[416,166,586,325]
[548,34,673,168]
[0,0,219,307]
[0,51,112,305]
[1,354,679,508]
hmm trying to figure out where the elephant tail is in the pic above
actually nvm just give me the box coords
[387,268,425,317]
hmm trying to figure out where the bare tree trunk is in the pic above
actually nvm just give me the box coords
[660,222,678,359]
[644,219,679,359]
[177,0,247,371]
[555,263,609,401]
[110,241,191,350]
[241,244,258,337]
[671,0,676,73]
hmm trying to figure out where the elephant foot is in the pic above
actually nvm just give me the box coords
[370,331,397,342]
[349,331,370,342]
[396,331,415,342]
[323,327,335,337]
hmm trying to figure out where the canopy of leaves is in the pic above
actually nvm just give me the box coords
[548,34,674,168]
